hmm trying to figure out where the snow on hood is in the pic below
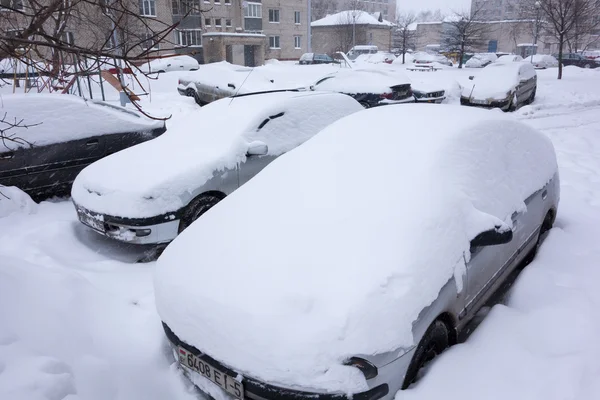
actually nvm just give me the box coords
[462,63,522,100]
[0,94,163,151]
[155,104,557,394]
[178,61,278,94]
[72,91,362,218]
[315,68,410,94]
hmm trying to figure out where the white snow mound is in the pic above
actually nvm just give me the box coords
[0,186,37,217]
[154,105,558,394]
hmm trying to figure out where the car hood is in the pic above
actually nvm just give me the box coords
[71,133,245,218]
[461,80,514,101]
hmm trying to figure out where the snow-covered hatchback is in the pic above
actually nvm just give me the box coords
[155,105,560,400]
[71,91,363,245]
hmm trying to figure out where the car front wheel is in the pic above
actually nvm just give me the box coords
[402,320,449,389]
[178,194,223,233]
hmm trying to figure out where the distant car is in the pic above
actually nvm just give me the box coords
[156,104,559,400]
[347,45,378,60]
[311,69,414,108]
[414,52,453,67]
[354,52,396,64]
[138,55,199,73]
[0,95,165,201]
[71,91,363,245]
[529,54,559,69]
[553,53,600,68]
[177,62,277,106]
[465,53,498,68]
[298,53,338,65]
[461,62,537,111]
[496,54,524,63]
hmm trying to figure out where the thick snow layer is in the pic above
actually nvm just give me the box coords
[315,68,409,94]
[311,10,393,27]
[138,55,199,73]
[465,53,498,68]
[496,54,524,63]
[354,52,396,64]
[154,105,557,393]
[529,54,559,68]
[71,91,362,218]
[0,94,163,150]
[0,186,37,217]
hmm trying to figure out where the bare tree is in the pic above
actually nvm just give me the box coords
[443,5,491,68]
[416,9,444,23]
[312,0,339,21]
[395,12,418,63]
[525,0,600,79]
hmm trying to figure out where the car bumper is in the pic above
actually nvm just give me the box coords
[162,323,390,400]
[460,97,511,110]
[378,97,416,106]
[415,96,445,104]
[74,202,180,245]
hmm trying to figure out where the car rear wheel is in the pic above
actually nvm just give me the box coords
[523,210,554,266]
[402,320,449,389]
[178,194,223,233]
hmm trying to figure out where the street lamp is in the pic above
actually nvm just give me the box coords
[531,0,541,62]
[352,11,357,49]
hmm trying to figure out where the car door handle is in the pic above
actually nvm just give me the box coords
[86,139,99,146]
[542,190,548,200]
[0,152,14,160]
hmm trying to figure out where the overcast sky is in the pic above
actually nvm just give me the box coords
[398,0,472,14]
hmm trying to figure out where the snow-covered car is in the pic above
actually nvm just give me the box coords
[177,62,277,106]
[496,54,524,63]
[155,104,559,400]
[554,53,600,68]
[414,52,453,67]
[391,52,415,64]
[529,54,559,69]
[354,52,396,64]
[347,45,379,60]
[461,62,537,111]
[298,53,338,65]
[71,91,362,245]
[138,55,199,74]
[465,53,498,68]
[0,94,165,201]
[311,69,413,108]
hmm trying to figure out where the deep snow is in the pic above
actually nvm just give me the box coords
[1,63,600,400]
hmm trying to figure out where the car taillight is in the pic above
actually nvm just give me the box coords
[178,79,181,85]
[380,92,393,99]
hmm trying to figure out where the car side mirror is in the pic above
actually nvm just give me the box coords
[470,226,513,248]
[468,76,474,80]
[227,83,236,89]
[246,141,268,156]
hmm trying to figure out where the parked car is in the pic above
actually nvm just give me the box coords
[414,52,453,67]
[496,54,524,63]
[464,53,498,68]
[354,52,396,64]
[347,45,378,60]
[529,54,559,69]
[0,94,165,201]
[553,53,600,68]
[311,69,413,108]
[298,53,338,65]
[71,91,363,245]
[138,55,199,73]
[155,104,559,400]
[177,62,277,106]
[461,62,537,111]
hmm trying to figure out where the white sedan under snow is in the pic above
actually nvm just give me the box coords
[155,104,559,400]
[71,90,363,245]
[138,55,199,73]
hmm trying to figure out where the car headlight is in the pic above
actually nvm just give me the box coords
[343,357,378,380]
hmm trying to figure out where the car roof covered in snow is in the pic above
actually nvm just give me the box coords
[0,94,164,151]
[155,104,558,394]
[314,68,410,94]
[71,90,363,218]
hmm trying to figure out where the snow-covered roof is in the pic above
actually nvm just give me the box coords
[314,68,409,94]
[155,104,557,394]
[0,94,163,151]
[311,10,394,27]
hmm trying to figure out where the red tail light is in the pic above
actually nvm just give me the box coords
[380,92,393,99]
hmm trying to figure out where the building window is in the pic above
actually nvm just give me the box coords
[226,19,232,27]
[172,0,200,15]
[244,2,261,18]
[269,35,280,49]
[294,35,301,49]
[176,29,202,47]
[0,0,23,10]
[268,9,280,23]
[141,33,158,50]
[215,18,221,26]
[204,17,211,26]
[294,11,301,24]
[224,0,230,4]
[139,0,156,16]
[62,31,74,46]
[214,0,220,3]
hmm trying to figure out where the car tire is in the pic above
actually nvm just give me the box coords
[178,194,223,233]
[401,320,449,390]
[528,88,536,104]
[584,63,591,69]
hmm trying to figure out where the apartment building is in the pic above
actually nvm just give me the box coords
[312,0,396,22]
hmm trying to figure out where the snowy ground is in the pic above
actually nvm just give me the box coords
[1,64,600,400]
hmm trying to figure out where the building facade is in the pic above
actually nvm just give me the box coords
[312,0,396,22]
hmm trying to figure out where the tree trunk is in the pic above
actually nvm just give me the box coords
[558,33,564,80]
[402,37,406,64]
[458,42,465,69]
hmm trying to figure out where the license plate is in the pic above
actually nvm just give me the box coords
[79,212,105,232]
[178,347,244,399]
[471,99,488,105]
